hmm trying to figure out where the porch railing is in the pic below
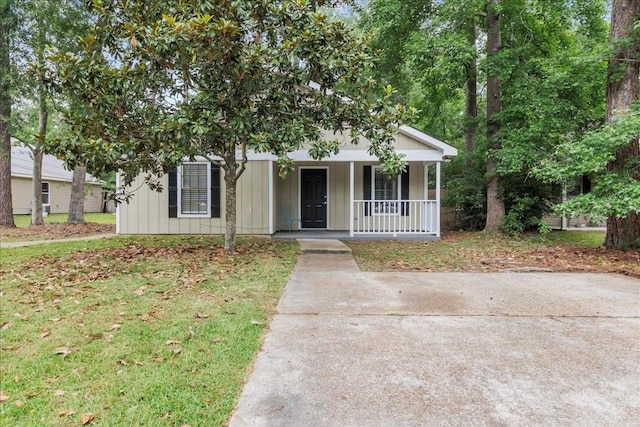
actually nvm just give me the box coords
[352,200,438,235]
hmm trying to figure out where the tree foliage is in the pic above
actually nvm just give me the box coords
[49,0,413,250]
[361,0,610,233]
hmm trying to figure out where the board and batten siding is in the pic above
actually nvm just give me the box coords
[118,161,271,235]
[11,177,103,214]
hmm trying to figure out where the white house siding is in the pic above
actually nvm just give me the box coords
[118,161,271,235]
[11,177,103,215]
[316,129,434,151]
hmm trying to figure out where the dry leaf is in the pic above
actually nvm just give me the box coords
[116,359,128,365]
[134,360,144,366]
[195,312,209,319]
[58,409,77,417]
[250,320,263,326]
[103,333,114,342]
[188,326,195,338]
[53,347,75,358]
[0,391,9,402]
[49,318,61,322]
[165,339,182,346]
[134,286,147,296]
[173,347,182,355]
[15,400,25,407]
[81,413,95,425]
[39,330,51,338]
[54,390,65,397]
[1,322,12,330]
[212,337,223,343]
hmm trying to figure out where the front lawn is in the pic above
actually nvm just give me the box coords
[12,213,116,228]
[346,231,639,277]
[0,236,298,426]
[1,214,116,243]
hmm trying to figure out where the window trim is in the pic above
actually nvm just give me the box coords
[41,182,50,206]
[372,166,401,216]
[177,162,211,218]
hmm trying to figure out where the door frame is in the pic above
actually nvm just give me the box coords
[298,166,329,230]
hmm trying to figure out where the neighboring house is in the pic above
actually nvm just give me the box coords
[543,176,606,229]
[11,145,104,215]
[117,126,458,238]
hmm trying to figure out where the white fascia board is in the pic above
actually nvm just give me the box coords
[398,126,458,157]
[240,149,447,162]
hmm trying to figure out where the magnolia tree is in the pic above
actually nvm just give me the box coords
[49,0,413,251]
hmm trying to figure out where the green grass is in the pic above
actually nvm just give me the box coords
[0,236,298,426]
[12,213,116,227]
[538,230,605,247]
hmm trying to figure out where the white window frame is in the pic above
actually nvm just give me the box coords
[372,166,401,216]
[177,162,211,218]
[41,182,50,206]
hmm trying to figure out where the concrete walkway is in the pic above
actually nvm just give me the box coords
[0,233,116,248]
[229,239,640,426]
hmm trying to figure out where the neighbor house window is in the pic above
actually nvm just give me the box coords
[373,166,400,214]
[178,163,210,217]
[41,182,50,205]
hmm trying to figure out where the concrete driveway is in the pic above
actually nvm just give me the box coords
[229,245,640,426]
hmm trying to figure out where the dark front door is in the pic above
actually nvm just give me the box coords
[301,169,327,228]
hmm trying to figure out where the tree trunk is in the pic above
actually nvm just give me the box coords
[0,0,15,228]
[31,71,48,225]
[223,158,238,252]
[30,148,44,225]
[67,165,86,224]
[484,0,505,232]
[604,0,640,249]
[464,16,478,161]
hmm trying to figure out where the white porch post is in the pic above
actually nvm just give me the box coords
[436,161,441,238]
[349,161,354,237]
[268,160,274,235]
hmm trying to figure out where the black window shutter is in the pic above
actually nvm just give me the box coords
[401,165,410,216]
[168,168,178,218]
[363,165,371,216]
[210,164,221,218]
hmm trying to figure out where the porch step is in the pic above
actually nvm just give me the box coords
[297,239,352,254]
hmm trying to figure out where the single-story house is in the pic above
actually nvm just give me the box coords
[116,126,458,238]
[543,176,606,229]
[11,145,104,215]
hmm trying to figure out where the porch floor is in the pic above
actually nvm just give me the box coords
[272,230,440,241]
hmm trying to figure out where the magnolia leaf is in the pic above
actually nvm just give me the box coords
[165,339,182,345]
[81,413,96,425]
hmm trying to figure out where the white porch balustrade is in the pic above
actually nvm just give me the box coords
[351,200,438,235]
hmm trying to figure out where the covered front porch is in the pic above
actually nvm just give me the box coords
[271,159,445,238]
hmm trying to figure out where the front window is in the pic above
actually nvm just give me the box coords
[373,166,400,214]
[179,163,210,217]
[42,182,50,205]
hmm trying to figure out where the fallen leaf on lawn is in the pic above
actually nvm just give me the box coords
[116,359,128,365]
[109,324,121,331]
[180,424,191,427]
[54,390,65,397]
[188,326,194,339]
[165,339,182,346]
[152,356,164,363]
[0,391,8,402]
[103,333,114,342]
[173,347,182,355]
[195,312,209,319]
[39,330,51,338]
[15,400,25,407]
[14,313,23,318]
[49,318,61,322]
[212,337,223,343]
[134,360,144,366]
[58,409,77,417]
[53,347,76,358]
[250,320,263,326]
[1,322,12,330]
[81,413,95,425]
[134,286,147,296]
